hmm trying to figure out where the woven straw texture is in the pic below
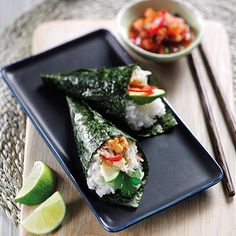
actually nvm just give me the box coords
[0,0,235,226]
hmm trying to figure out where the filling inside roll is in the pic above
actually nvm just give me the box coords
[126,66,166,131]
[87,136,144,198]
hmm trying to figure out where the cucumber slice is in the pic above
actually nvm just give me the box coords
[128,88,165,105]
[100,162,120,182]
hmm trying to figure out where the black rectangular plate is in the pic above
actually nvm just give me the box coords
[1,29,223,232]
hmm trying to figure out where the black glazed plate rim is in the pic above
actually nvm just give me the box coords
[1,29,223,232]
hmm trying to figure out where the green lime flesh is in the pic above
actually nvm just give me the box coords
[22,191,66,235]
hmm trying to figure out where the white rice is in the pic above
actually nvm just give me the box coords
[125,99,166,131]
[87,154,115,198]
[86,141,144,198]
[130,66,151,86]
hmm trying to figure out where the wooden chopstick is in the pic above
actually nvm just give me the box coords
[199,43,236,149]
[188,53,235,197]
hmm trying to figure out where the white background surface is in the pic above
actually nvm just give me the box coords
[0,1,44,235]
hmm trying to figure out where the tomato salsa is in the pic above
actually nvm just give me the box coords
[129,8,194,54]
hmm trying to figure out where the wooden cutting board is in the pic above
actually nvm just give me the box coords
[20,20,236,236]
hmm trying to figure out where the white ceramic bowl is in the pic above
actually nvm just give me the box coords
[116,0,204,62]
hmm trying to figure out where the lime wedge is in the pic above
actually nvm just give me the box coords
[22,191,66,235]
[15,161,56,205]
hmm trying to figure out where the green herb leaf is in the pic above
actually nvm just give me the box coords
[165,47,170,54]
[102,155,149,207]
[111,172,124,189]
[151,35,157,43]
[111,172,142,197]
[121,183,137,197]
[130,177,141,186]
[128,169,141,179]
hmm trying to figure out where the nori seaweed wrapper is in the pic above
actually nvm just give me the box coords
[67,97,148,207]
[42,64,177,136]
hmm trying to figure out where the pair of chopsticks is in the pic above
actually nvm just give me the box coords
[188,43,236,197]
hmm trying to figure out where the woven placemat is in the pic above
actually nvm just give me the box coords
[0,0,235,226]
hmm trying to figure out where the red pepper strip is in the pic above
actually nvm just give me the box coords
[128,86,157,93]
[101,154,123,162]
[161,9,167,16]
[147,9,166,36]
[128,90,154,96]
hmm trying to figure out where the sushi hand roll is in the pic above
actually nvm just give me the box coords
[42,65,177,136]
[67,97,148,207]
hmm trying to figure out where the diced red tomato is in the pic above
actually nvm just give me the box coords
[129,8,193,54]
[159,45,166,54]
[139,30,149,40]
[141,39,155,50]
[133,19,145,32]
[147,9,166,36]
[144,8,157,21]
